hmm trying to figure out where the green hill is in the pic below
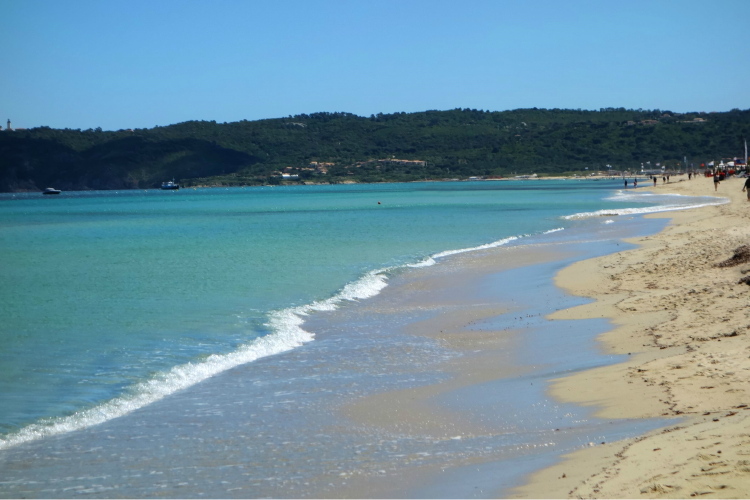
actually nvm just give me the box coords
[1,108,748,191]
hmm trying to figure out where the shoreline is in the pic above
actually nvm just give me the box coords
[513,176,750,498]
[322,210,675,498]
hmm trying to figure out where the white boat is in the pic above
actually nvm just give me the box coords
[42,187,61,195]
[160,179,180,190]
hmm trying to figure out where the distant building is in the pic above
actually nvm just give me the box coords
[309,161,333,174]
[679,117,707,124]
[6,119,11,131]
[376,158,426,167]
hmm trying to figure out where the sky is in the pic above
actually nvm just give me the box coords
[2,0,749,131]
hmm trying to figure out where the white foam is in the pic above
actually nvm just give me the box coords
[564,195,728,220]
[408,256,437,268]
[409,228,564,268]
[330,270,389,303]
[432,235,522,260]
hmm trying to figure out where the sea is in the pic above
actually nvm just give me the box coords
[0,179,723,498]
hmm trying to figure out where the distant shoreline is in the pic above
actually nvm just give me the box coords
[8,173,677,193]
[2,170,729,194]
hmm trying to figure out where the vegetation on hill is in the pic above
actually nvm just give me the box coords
[1,107,748,191]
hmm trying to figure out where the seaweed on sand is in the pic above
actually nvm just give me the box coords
[715,245,750,268]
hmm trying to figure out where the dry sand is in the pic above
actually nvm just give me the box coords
[513,174,750,498]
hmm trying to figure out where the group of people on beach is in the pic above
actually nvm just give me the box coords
[624,171,750,199]
[654,175,671,185]
[713,169,750,198]
[624,174,679,188]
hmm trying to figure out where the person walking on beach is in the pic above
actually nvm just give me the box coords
[653,176,657,186]
[743,176,750,200]
[714,172,721,191]
[634,178,638,188]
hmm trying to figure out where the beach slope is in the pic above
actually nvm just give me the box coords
[514,175,750,498]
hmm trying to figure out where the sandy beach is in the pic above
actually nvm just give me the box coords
[513,174,750,498]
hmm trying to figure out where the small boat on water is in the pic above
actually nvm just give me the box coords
[42,187,61,195]
[161,179,180,190]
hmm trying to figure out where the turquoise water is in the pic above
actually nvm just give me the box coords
[0,180,720,449]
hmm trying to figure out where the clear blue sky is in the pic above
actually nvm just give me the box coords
[2,0,748,131]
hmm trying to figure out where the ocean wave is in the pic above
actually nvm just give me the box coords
[407,228,564,268]
[0,270,392,450]
[408,257,437,268]
[432,235,523,259]
[607,190,720,202]
[323,269,390,304]
[564,195,728,220]
[0,320,315,450]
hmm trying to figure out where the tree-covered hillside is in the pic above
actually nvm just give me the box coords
[1,108,748,191]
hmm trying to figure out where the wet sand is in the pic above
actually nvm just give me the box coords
[513,175,750,498]
[329,216,675,498]
[342,246,563,436]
